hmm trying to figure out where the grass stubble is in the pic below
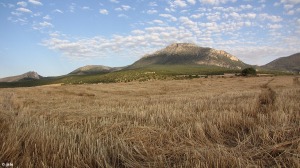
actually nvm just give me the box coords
[0,76,299,167]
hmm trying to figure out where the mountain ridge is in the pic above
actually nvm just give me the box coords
[129,43,248,69]
[262,53,300,72]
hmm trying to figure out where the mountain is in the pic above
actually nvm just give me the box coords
[69,65,124,75]
[0,71,42,82]
[129,43,248,69]
[262,53,300,72]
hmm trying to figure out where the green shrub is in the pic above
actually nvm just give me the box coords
[242,67,257,76]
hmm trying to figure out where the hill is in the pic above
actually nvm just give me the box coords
[262,53,300,73]
[69,65,114,75]
[0,71,42,82]
[129,43,248,69]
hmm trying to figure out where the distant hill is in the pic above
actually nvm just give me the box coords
[129,43,248,69]
[262,53,300,72]
[69,65,124,75]
[0,71,42,82]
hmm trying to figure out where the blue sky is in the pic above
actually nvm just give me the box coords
[0,0,299,77]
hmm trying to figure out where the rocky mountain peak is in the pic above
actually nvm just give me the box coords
[26,71,40,79]
[130,43,248,69]
[152,43,206,56]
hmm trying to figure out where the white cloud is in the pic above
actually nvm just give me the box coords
[148,2,158,6]
[39,21,54,28]
[287,10,295,15]
[42,26,198,60]
[16,7,32,13]
[152,20,164,24]
[131,30,145,35]
[115,5,131,11]
[159,14,177,21]
[118,14,128,18]
[168,0,187,11]
[206,12,221,21]
[82,6,91,10]
[43,15,51,20]
[11,11,22,16]
[284,4,294,9]
[268,24,283,29]
[174,0,187,7]
[17,1,27,7]
[28,0,42,6]
[187,0,197,5]
[53,9,63,14]
[147,9,158,14]
[280,0,300,5]
[8,17,29,25]
[110,0,120,3]
[259,13,283,22]
[69,3,76,13]
[115,7,122,11]
[122,5,131,11]
[244,13,256,19]
[99,9,109,15]
[240,4,252,10]
[190,13,204,19]
[15,0,295,66]
[32,12,41,16]
[200,0,237,5]
[33,21,54,30]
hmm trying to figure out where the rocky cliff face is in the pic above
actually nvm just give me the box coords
[130,43,247,69]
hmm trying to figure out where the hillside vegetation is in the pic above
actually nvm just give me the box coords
[262,53,300,72]
[0,76,299,167]
[0,65,242,88]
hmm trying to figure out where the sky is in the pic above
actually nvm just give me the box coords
[0,0,299,77]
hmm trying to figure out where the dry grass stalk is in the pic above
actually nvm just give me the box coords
[0,76,299,167]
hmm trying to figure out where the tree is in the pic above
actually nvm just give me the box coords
[241,67,257,76]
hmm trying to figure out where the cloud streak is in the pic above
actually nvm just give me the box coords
[16,7,32,13]
[28,0,42,6]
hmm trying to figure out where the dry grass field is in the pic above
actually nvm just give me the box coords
[0,76,299,167]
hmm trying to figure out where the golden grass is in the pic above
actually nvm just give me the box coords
[0,76,299,167]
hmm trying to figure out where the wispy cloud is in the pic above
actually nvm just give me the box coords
[17,1,27,7]
[159,14,177,22]
[53,9,63,14]
[69,3,76,13]
[187,0,196,5]
[16,7,32,13]
[28,0,42,6]
[118,14,128,18]
[99,9,109,15]
[110,0,120,3]
[115,5,132,11]
[147,9,158,14]
[148,2,158,7]
[43,15,51,20]
[82,6,91,10]
[39,21,54,28]
[201,0,237,5]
